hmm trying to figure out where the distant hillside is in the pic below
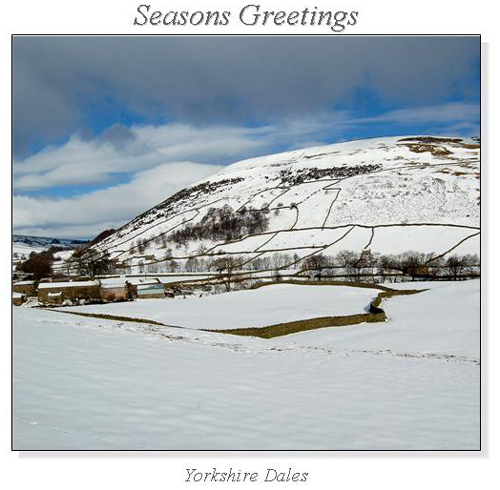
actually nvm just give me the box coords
[13,235,88,261]
[13,234,88,249]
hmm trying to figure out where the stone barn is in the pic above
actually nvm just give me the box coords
[100,277,131,302]
[13,292,26,306]
[13,280,37,297]
[37,280,101,304]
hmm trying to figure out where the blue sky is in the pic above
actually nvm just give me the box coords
[13,36,480,238]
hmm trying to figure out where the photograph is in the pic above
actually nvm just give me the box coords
[12,35,480,451]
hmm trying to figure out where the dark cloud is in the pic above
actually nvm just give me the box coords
[96,123,137,149]
[13,36,479,158]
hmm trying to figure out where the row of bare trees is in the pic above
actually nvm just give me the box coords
[126,249,479,283]
[302,251,480,282]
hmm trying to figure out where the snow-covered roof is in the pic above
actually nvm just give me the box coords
[137,283,164,291]
[127,278,161,286]
[13,280,35,285]
[101,283,128,289]
[100,276,129,288]
[38,280,99,289]
[13,292,24,298]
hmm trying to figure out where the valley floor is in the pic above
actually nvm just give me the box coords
[13,280,480,450]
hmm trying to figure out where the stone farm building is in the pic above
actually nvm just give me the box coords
[12,276,175,306]
[37,280,101,305]
[13,280,37,297]
[13,292,25,306]
[100,277,131,302]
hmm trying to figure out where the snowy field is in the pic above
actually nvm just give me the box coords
[60,284,377,330]
[13,280,479,450]
[277,280,480,358]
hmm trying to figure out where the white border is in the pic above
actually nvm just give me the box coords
[2,1,498,489]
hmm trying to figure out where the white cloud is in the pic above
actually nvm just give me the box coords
[353,102,479,126]
[14,161,223,238]
[13,125,268,190]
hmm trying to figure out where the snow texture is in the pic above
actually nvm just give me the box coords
[14,280,479,450]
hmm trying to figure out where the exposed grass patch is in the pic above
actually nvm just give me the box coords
[401,143,452,157]
[209,313,387,339]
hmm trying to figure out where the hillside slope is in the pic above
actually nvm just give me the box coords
[90,136,480,272]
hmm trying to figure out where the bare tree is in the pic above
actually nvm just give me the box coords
[335,250,359,281]
[444,255,468,281]
[398,251,427,281]
[185,257,199,272]
[302,253,330,281]
[211,256,240,292]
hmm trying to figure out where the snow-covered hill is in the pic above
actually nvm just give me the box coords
[91,136,480,272]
